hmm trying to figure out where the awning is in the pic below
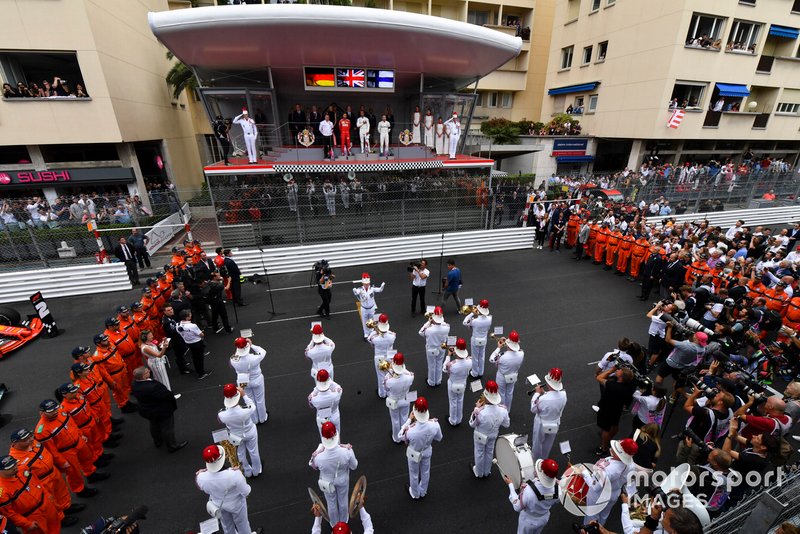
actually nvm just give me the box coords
[548,82,600,96]
[716,83,750,98]
[769,25,800,39]
[556,155,595,163]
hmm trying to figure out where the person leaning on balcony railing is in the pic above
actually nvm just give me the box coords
[2,82,18,98]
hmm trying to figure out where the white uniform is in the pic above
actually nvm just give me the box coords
[233,113,259,163]
[507,479,561,534]
[339,182,350,209]
[305,337,335,381]
[469,403,510,477]
[218,395,262,478]
[287,183,298,212]
[309,443,358,526]
[463,313,492,377]
[444,116,461,159]
[378,120,391,155]
[196,468,253,534]
[308,382,343,437]
[423,114,434,148]
[412,111,421,144]
[400,416,443,498]
[367,330,396,398]
[323,183,336,215]
[418,321,450,386]
[357,116,370,153]
[353,284,384,338]
[489,347,524,412]
[435,123,446,155]
[230,344,268,424]
[530,389,567,460]
[582,457,637,527]
[383,371,414,443]
[444,355,472,425]
[312,507,373,534]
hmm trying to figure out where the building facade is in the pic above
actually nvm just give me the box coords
[0,0,204,205]
[540,0,800,172]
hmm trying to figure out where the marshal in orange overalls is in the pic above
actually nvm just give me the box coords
[605,230,622,268]
[783,296,800,330]
[0,463,60,534]
[60,391,104,461]
[764,287,791,313]
[10,436,71,517]
[91,340,131,409]
[594,226,609,263]
[72,368,111,440]
[616,234,635,274]
[35,409,96,494]
[629,237,649,279]
[587,224,599,258]
[105,322,138,386]
[566,214,580,248]
[685,259,710,286]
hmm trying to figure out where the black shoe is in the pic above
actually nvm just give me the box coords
[99,453,115,462]
[120,403,138,414]
[86,472,110,483]
[215,326,224,334]
[168,441,188,453]
[102,441,119,449]
[198,371,212,380]
[76,487,98,498]
[110,417,124,425]
[449,422,461,427]
[181,369,192,375]
[62,516,80,527]
[94,457,111,468]
[65,503,87,514]
[237,302,247,306]
[107,432,123,441]
[225,327,234,333]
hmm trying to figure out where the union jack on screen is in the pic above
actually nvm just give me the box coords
[337,69,365,88]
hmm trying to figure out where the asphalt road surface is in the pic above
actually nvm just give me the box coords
[0,247,690,533]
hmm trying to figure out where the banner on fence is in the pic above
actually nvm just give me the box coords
[146,203,192,254]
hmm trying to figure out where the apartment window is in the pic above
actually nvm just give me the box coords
[0,51,87,98]
[794,0,800,14]
[686,14,726,50]
[727,20,761,54]
[591,0,601,11]
[561,46,574,69]
[588,94,598,112]
[607,0,615,5]
[0,146,30,165]
[567,0,580,22]
[597,41,608,62]
[467,10,490,26]
[670,81,708,109]
[475,93,483,107]
[486,92,498,108]
[739,0,755,5]
[501,92,513,108]
[582,46,593,65]
[777,102,800,114]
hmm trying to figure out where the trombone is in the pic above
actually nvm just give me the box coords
[459,305,478,317]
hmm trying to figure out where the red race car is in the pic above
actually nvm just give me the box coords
[0,306,44,358]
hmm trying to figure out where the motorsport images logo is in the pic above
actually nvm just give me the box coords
[558,462,614,517]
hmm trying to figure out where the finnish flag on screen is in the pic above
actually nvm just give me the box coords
[378,71,394,88]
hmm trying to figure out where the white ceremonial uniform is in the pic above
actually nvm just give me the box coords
[444,355,472,425]
[196,468,253,534]
[233,113,259,163]
[218,395,262,478]
[357,116,370,153]
[305,337,335,381]
[309,443,358,526]
[582,457,637,527]
[323,184,336,215]
[287,183,298,212]
[418,321,450,386]
[308,382,343,437]
[469,402,510,477]
[507,479,561,534]
[312,507,374,534]
[378,120,391,155]
[490,347,524,412]
[339,182,350,209]
[230,344,268,424]
[435,123,446,155]
[530,389,567,460]
[412,111,421,144]
[444,116,461,159]
[400,417,443,498]
[424,114,434,148]
[463,313,492,377]
[353,284,385,338]
[367,330,396,398]
[383,371,414,443]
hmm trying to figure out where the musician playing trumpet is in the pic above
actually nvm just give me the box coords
[218,384,262,478]
[463,299,492,378]
[383,353,414,444]
[489,330,525,413]
[308,369,343,438]
[305,324,335,382]
[418,306,449,387]
[469,380,510,478]
[443,338,472,426]
[367,314,396,399]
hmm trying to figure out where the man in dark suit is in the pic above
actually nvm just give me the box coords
[290,103,307,141]
[114,237,140,286]
[194,252,215,284]
[639,248,665,301]
[130,366,187,452]
[659,252,687,300]
[223,249,246,306]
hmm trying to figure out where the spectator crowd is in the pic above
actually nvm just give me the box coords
[0,193,151,231]
[2,77,89,99]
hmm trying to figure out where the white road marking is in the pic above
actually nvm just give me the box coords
[255,309,357,325]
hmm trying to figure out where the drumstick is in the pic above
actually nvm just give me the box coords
[491,458,510,482]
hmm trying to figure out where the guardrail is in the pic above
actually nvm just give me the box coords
[0,263,132,304]
[654,205,800,227]
[146,203,192,255]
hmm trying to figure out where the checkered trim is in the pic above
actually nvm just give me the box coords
[272,160,443,173]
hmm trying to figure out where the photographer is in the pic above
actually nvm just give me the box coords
[722,418,778,506]
[80,505,147,533]
[595,366,636,456]
[408,259,429,317]
[213,115,231,165]
[677,386,734,465]
[655,323,706,389]
[734,394,791,440]
[316,261,334,319]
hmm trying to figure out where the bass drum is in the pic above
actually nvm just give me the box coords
[494,433,534,490]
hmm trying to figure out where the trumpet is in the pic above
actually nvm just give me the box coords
[489,333,507,344]
[476,393,487,407]
[459,305,478,316]
[424,311,435,319]
[378,359,392,372]
[365,319,381,333]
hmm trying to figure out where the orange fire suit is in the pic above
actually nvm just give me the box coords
[10,442,71,515]
[73,372,111,440]
[60,395,104,461]
[605,231,622,267]
[594,227,609,263]
[616,234,635,273]
[105,327,138,386]
[630,238,649,279]
[34,412,95,493]
[566,214,580,248]
[0,465,60,533]
[91,345,130,408]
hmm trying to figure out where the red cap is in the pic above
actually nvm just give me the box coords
[311,324,323,335]
[485,380,499,393]
[316,369,330,382]
[549,368,563,381]
[223,384,238,398]
[456,338,467,350]
[332,523,351,534]
[361,272,370,278]
[234,337,248,349]
[479,299,489,308]
[433,306,443,315]
[540,458,559,478]
[620,438,638,456]
[321,421,337,439]
[413,397,428,413]
[508,330,520,343]
[392,352,405,365]
[378,313,389,323]
[202,445,222,463]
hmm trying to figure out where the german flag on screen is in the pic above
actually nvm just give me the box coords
[305,67,335,87]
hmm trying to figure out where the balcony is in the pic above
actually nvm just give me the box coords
[0,51,89,100]
[756,25,799,73]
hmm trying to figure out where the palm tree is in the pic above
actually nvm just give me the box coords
[165,51,197,100]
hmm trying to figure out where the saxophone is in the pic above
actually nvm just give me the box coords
[219,440,241,469]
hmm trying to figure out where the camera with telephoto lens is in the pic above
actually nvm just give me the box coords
[659,312,714,340]
[313,259,329,272]
[681,427,715,463]
[80,505,147,533]
[407,261,421,273]
[607,354,653,389]
[688,374,719,400]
